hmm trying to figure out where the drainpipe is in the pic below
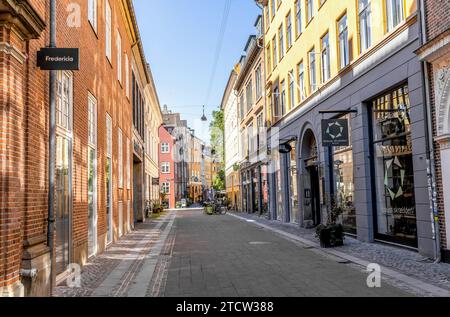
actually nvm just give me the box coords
[418,0,441,262]
[47,0,57,294]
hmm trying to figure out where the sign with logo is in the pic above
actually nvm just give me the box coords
[278,143,292,154]
[37,48,80,70]
[152,177,160,186]
[321,119,350,147]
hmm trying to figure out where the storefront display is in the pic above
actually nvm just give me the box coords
[288,141,299,223]
[332,115,356,234]
[371,84,417,247]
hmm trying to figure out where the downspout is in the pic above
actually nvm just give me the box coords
[418,0,441,262]
[47,0,57,294]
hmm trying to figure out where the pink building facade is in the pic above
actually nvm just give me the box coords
[159,126,176,209]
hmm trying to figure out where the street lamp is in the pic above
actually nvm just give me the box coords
[201,105,208,122]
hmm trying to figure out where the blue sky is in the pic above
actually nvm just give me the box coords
[133,0,260,142]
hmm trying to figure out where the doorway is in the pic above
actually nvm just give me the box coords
[133,157,143,223]
[301,129,321,227]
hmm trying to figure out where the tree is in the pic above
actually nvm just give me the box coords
[210,110,225,191]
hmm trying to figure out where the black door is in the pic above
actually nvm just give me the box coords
[309,166,321,226]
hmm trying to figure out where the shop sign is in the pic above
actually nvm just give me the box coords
[278,143,292,154]
[152,177,160,185]
[37,48,80,70]
[321,119,349,147]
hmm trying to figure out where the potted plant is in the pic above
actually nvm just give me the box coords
[315,199,345,248]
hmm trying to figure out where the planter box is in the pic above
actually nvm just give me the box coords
[317,224,344,248]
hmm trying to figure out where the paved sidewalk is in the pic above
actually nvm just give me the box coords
[53,211,176,297]
[230,211,450,295]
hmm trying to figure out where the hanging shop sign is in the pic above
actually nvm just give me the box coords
[278,143,292,154]
[152,177,160,186]
[37,48,80,70]
[321,119,350,147]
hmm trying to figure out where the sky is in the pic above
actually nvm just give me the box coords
[133,0,260,143]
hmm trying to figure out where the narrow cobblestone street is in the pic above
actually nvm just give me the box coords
[51,209,450,297]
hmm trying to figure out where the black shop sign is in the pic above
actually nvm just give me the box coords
[37,48,80,70]
[321,119,350,147]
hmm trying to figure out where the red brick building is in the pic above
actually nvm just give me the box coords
[0,0,154,296]
[159,126,175,209]
[416,0,450,262]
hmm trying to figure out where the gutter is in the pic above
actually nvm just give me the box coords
[418,0,442,262]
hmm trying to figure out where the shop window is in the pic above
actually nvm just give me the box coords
[371,84,417,247]
[332,115,355,234]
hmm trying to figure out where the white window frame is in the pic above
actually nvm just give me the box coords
[298,62,305,101]
[321,32,331,83]
[338,14,349,69]
[88,93,97,147]
[125,54,129,98]
[117,31,122,83]
[106,114,112,158]
[105,0,112,62]
[127,137,130,189]
[56,71,73,132]
[88,0,98,33]
[309,49,316,93]
[359,0,372,52]
[161,142,170,153]
[162,162,170,174]
[386,0,404,32]
[118,128,123,188]
[162,182,170,194]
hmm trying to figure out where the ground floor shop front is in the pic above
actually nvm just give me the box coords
[241,163,269,216]
[267,27,438,259]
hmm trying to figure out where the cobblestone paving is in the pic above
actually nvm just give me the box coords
[232,211,450,293]
[53,211,175,297]
[163,210,409,297]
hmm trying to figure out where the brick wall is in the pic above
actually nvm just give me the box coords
[425,0,450,41]
[1,0,140,295]
[428,64,447,249]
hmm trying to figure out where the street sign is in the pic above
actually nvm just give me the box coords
[37,48,80,70]
[321,119,350,147]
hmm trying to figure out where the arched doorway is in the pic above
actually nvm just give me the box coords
[301,129,321,227]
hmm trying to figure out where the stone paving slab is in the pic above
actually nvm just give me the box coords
[163,210,410,297]
[230,211,450,296]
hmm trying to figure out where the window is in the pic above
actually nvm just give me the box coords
[307,0,314,23]
[248,123,254,154]
[161,142,170,153]
[106,114,112,158]
[105,0,112,61]
[88,0,97,32]
[162,162,170,174]
[386,0,404,32]
[286,12,292,49]
[280,80,286,116]
[371,84,417,246]
[295,1,302,37]
[239,93,245,120]
[271,0,276,18]
[338,14,349,69]
[117,31,122,83]
[127,137,130,189]
[162,182,170,194]
[255,65,262,100]
[257,112,265,149]
[125,54,130,98]
[118,129,123,188]
[297,62,305,101]
[273,85,280,118]
[265,7,270,31]
[266,45,272,74]
[309,48,316,93]
[272,36,278,68]
[246,80,253,113]
[88,94,97,146]
[56,71,73,131]
[278,24,284,60]
[321,32,330,83]
[288,70,295,109]
[359,0,372,52]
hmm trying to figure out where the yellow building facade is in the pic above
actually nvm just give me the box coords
[263,0,417,124]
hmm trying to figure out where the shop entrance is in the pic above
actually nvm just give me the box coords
[301,129,321,227]
[133,156,143,224]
